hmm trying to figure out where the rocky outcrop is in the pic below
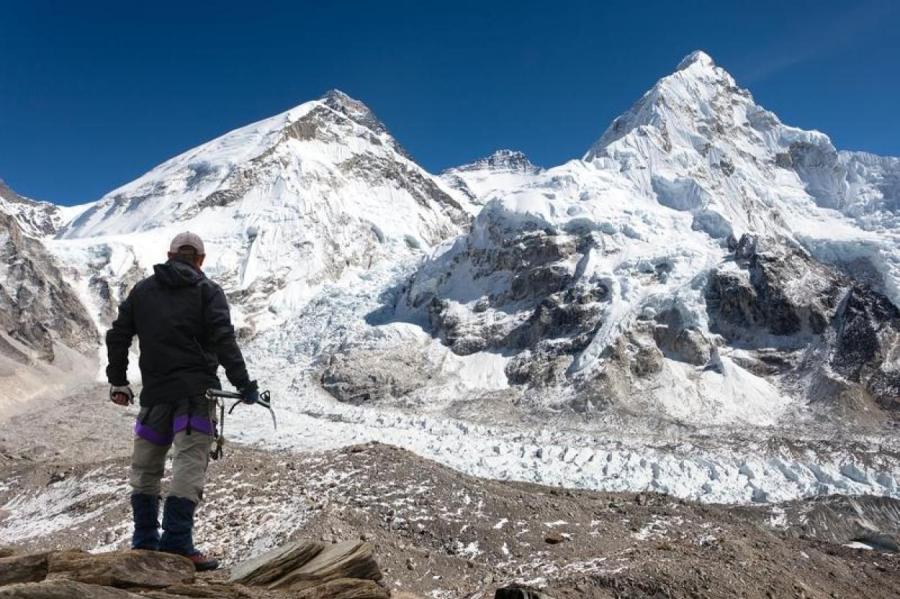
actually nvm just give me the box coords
[408,225,606,389]
[0,541,386,599]
[46,550,194,588]
[706,236,842,341]
[230,540,384,595]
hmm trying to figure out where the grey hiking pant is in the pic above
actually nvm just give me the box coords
[130,397,216,504]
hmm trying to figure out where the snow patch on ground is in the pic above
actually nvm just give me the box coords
[0,466,128,543]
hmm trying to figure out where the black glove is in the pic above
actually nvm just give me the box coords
[240,380,259,404]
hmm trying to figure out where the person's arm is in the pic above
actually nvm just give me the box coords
[203,285,251,390]
[106,290,136,387]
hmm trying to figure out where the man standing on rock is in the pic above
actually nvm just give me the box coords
[105,232,259,571]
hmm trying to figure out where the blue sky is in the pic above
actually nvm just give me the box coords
[1,0,898,206]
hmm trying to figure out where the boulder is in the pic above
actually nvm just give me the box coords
[229,541,325,586]
[268,541,381,592]
[230,540,382,592]
[0,580,142,598]
[46,550,194,588]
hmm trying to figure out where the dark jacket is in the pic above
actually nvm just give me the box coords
[105,259,251,406]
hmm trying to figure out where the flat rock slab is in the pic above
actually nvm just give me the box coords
[142,582,253,598]
[229,541,324,586]
[0,553,49,586]
[230,540,382,592]
[46,550,194,588]
[0,579,143,598]
[271,541,381,591]
[294,578,389,599]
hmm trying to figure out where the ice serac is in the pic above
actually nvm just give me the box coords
[53,89,471,334]
[324,51,900,432]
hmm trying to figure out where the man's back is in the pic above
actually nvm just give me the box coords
[106,258,250,406]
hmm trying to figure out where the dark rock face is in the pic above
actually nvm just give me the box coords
[469,231,578,283]
[504,292,603,351]
[0,212,98,362]
[706,270,766,332]
[832,286,900,411]
[707,234,900,413]
[706,235,841,341]
[411,227,609,390]
[418,230,596,360]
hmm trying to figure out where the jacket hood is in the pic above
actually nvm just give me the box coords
[153,259,205,288]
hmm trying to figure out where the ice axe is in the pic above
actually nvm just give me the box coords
[205,388,277,460]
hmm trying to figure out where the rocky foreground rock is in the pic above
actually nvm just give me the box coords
[0,540,389,599]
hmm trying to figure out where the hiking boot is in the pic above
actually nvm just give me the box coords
[187,551,219,571]
[159,495,219,570]
[130,493,160,551]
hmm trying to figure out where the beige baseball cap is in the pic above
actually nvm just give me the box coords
[169,231,206,255]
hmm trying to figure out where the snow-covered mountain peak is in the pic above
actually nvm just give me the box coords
[49,90,469,334]
[440,150,543,212]
[675,49,716,71]
[320,88,388,136]
[575,49,896,245]
[585,50,746,158]
[449,150,540,174]
[57,88,465,237]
